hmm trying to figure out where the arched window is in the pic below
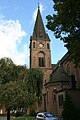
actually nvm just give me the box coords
[58,94,63,107]
[33,42,35,48]
[38,52,45,67]
[47,43,50,49]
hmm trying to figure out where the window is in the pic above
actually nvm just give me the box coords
[39,57,45,67]
[47,91,48,104]
[54,94,56,100]
[70,75,76,89]
[58,94,63,107]
[66,63,70,76]
[47,43,49,49]
[38,52,45,67]
[33,56,36,66]
[33,42,35,48]
[37,113,44,118]
[52,91,56,104]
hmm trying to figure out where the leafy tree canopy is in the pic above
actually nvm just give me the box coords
[0,57,44,119]
[46,0,80,65]
[0,80,36,110]
[0,57,37,120]
[0,58,36,109]
[0,57,28,84]
[0,57,15,84]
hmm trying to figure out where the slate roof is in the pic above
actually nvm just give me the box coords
[59,52,69,65]
[32,7,50,40]
[49,65,69,83]
[51,64,57,71]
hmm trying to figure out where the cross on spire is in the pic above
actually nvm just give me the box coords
[38,0,40,9]
[32,2,49,40]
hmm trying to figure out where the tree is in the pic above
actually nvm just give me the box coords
[0,58,36,120]
[46,0,80,65]
[0,57,44,119]
[62,92,80,120]
[28,68,44,106]
[0,80,36,120]
[0,57,15,84]
[62,92,75,120]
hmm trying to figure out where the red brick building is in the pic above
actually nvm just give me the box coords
[45,53,80,116]
[29,7,80,117]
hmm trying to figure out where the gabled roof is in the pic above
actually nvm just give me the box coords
[49,65,69,83]
[59,52,69,65]
[32,7,50,40]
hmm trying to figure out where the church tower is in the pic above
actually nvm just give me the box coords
[29,7,52,111]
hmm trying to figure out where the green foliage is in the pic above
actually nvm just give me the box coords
[0,80,36,110]
[0,57,15,84]
[0,57,44,119]
[11,116,26,120]
[29,108,36,116]
[15,111,24,117]
[62,92,80,120]
[27,116,35,120]
[62,92,75,120]
[0,57,37,120]
[28,68,44,105]
[46,0,80,65]
[0,57,29,84]
[11,116,35,120]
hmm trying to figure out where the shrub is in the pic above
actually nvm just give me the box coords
[62,92,80,120]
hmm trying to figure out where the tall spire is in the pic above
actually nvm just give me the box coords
[32,5,49,40]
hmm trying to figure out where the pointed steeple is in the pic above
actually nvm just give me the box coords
[32,7,49,40]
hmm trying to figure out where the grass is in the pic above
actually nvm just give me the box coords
[11,115,35,120]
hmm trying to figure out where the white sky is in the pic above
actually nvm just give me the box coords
[0,18,27,65]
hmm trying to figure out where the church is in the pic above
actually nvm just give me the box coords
[0,5,80,118]
[29,6,80,117]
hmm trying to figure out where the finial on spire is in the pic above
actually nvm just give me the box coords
[38,0,40,9]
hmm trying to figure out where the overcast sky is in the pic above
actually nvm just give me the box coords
[0,0,67,67]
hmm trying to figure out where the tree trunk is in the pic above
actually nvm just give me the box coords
[7,108,10,120]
